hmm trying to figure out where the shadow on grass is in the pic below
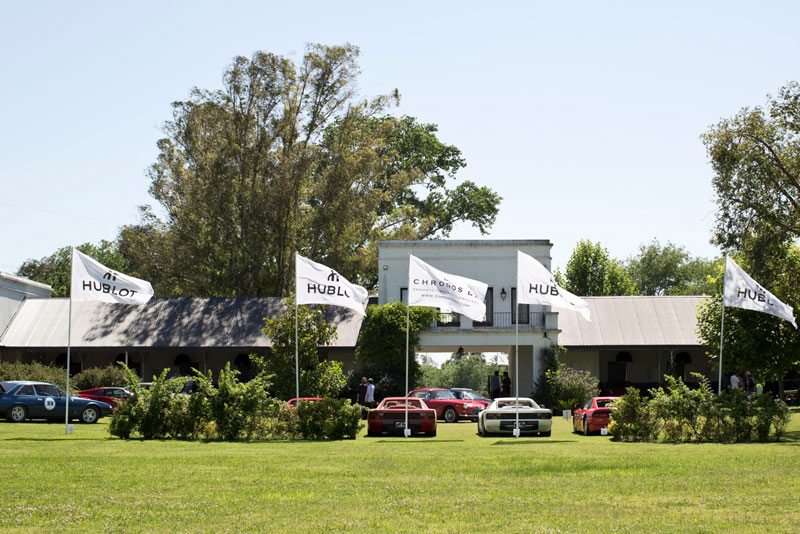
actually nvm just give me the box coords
[491,440,577,445]
[371,439,463,443]
[2,437,100,442]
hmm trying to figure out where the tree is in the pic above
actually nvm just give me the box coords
[355,302,439,397]
[561,240,635,296]
[16,240,129,297]
[703,82,800,249]
[627,239,720,296]
[257,296,345,400]
[695,243,800,394]
[121,44,501,297]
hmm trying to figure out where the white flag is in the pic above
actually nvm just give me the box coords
[407,255,488,322]
[723,256,797,329]
[516,250,591,321]
[71,249,154,305]
[295,253,368,316]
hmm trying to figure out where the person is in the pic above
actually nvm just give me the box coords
[490,371,501,399]
[365,378,376,408]
[745,371,756,397]
[357,376,368,405]
[501,371,511,397]
[730,372,741,391]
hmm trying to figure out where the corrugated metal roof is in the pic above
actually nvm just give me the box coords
[557,296,708,348]
[0,298,363,349]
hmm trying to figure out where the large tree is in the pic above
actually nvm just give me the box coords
[16,240,128,297]
[627,239,719,296]
[695,241,800,393]
[703,81,800,248]
[560,239,635,296]
[121,44,501,297]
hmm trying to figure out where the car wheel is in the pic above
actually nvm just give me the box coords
[80,406,100,424]
[572,417,579,433]
[540,430,551,437]
[583,417,590,435]
[443,407,458,423]
[367,429,379,437]
[478,419,484,436]
[426,430,437,437]
[7,405,27,423]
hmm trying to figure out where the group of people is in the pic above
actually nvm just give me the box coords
[489,370,512,399]
[729,370,762,397]
[357,376,376,408]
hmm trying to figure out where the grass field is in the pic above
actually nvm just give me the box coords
[2,409,799,533]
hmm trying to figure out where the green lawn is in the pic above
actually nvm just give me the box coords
[2,410,799,533]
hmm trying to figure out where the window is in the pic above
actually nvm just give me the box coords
[410,391,429,400]
[34,384,62,397]
[511,288,530,325]
[432,390,456,400]
[15,385,35,396]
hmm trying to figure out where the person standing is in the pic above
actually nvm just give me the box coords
[745,371,756,397]
[730,372,741,391]
[357,376,368,405]
[501,371,511,397]
[490,371,501,399]
[365,378,376,408]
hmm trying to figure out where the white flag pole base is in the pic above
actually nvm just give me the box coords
[65,424,75,434]
[512,427,520,438]
[404,428,411,438]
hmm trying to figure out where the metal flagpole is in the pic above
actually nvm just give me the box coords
[718,254,727,395]
[295,295,300,402]
[514,294,520,438]
[404,252,411,438]
[65,247,73,434]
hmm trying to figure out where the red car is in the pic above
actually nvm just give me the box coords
[367,397,437,437]
[287,397,323,409]
[77,387,132,409]
[572,396,620,435]
[408,388,486,423]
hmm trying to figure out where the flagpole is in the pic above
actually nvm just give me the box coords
[514,298,520,438]
[295,294,300,402]
[404,253,411,438]
[718,254,727,395]
[65,247,73,434]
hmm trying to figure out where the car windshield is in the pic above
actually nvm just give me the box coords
[433,390,456,399]
[596,399,614,408]
[384,399,423,409]
[497,399,536,409]
[459,391,481,400]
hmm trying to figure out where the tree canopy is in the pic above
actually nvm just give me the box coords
[118,44,501,297]
[703,81,800,249]
[627,239,720,296]
[560,239,635,296]
[16,240,128,297]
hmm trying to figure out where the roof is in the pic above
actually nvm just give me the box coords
[557,296,708,349]
[0,297,363,350]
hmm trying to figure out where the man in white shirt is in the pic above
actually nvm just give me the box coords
[365,378,376,408]
[730,373,741,390]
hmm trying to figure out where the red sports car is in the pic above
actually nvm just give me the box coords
[572,396,620,435]
[367,397,437,437]
[287,397,323,409]
[408,388,486,423]
[77,387,132,409]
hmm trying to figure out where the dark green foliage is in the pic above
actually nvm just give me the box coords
[608,375,790,442]
[257,296,344,400]
[71,364,137,391]
[543,358,598,411]
[627,239,720,296]
[419,352,505,394]
[207,363,274,441]
[0,361,68,391]
[355,302,440,396]
[16,240,129,297]
[295,399,363,440]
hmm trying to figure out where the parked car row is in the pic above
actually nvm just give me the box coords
[0,381,113,424]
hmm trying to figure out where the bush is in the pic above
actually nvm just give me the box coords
[71,364,138,391]
[0,361,68,390]
[296,399,363,440]
[545,363,598,411]
[608,375,791,443]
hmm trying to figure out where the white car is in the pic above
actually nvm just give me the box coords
[477,397,553,437]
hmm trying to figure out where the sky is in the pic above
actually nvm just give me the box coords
[2,1,799,276]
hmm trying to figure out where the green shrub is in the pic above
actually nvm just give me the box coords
[71,364,137,391]
[296,399,363,440]
[545,363,598,411]
[609,388,653,442]
[0,361,68,390]
[207,363,274,441]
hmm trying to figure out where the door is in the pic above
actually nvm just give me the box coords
[33,384,65,418]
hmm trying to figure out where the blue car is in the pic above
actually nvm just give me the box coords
[0,381,113,424]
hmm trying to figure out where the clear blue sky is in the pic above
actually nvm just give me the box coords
[2,1,798,276]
